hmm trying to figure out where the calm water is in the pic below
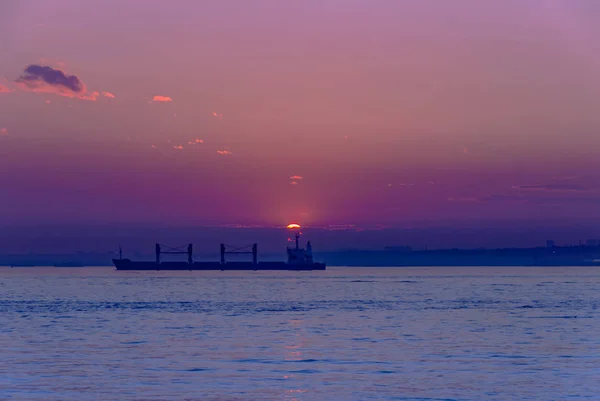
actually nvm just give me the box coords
[1,266,599,400]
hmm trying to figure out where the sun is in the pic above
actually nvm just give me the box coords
[286,223,301,229]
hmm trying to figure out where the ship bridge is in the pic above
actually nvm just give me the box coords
[287,232,314,264]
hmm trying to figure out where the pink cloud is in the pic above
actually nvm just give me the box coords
[0,128,8,135]
[102,91,116,98]
[82,91,100,101]
[152,96,173,103]
[217,150,232,155]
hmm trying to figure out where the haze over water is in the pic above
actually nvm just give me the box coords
[2,266,599,400]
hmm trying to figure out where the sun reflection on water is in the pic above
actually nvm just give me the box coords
[282,318,308,400]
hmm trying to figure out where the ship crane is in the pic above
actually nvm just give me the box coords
[220,243,258,264]
[155,243,193,264]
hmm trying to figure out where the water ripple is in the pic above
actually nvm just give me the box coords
[1,266,600,401]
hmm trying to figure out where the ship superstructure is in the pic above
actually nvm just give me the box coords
[286,232,314,265]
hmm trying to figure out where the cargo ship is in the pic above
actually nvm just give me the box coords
[113,233,326,271]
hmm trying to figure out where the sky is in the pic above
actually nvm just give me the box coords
[2,0,600,238]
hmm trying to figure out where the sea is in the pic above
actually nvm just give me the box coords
[1,266,599,401]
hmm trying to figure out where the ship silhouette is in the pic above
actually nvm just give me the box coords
[113,233,326,271]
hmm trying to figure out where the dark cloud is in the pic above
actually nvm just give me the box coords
[450,192,600,206]
[551,176,578,181]
[478,194,528,203]
[16,65,83,93]
[513,184,588,192]
[13,64,113,101]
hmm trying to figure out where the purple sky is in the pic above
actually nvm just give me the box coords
[2,0,600,231]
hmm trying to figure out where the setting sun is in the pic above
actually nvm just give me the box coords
[286,223,301,229]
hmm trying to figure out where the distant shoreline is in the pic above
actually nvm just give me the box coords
[3,244,600,268]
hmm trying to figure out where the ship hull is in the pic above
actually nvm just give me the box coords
[113,259,326,271]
